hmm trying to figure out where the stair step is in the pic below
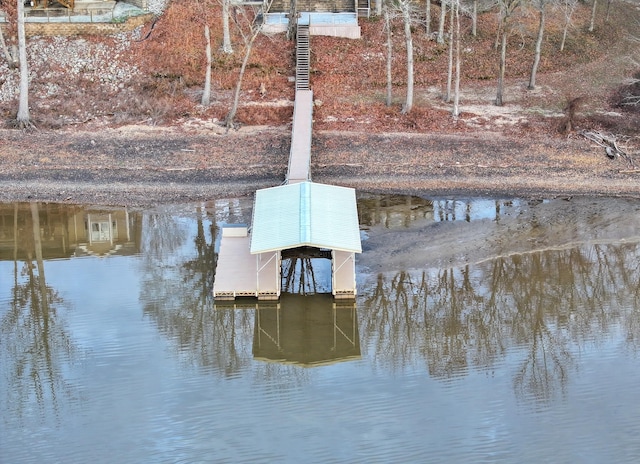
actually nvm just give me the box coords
[296,25,311,90]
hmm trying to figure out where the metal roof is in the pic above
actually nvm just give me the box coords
[250,181,362,254]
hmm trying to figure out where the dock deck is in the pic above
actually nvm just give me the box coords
[213,227,280,300]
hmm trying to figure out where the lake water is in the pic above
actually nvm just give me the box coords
[1,197,639,463]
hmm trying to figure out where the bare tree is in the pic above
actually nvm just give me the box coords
[16,0,32,128]
[0,21,17,68]
[452,0,462,117]
[221,0,233,53]
[445,0,454,102]
[620,32,639,106]
[589,0,597,32]
[528,0,551,90]
[559,0,578,52]
[225,1,273,128]
[202,25,212,106]
[384,0,394,106]
[287,0,297,40]
[0,0,18,66]
[425,0,432,36]
[383,0,417,112]
[437,0,447,44]
[495,0,523,106]
[400,0,415,113]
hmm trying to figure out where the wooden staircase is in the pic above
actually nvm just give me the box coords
[296,25,310,91]
[357,0,369,17]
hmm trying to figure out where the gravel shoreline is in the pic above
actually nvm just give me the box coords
[1,125,639,206]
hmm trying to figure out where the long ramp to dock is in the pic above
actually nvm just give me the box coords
[286,89,313,184]
[286,24,313,184]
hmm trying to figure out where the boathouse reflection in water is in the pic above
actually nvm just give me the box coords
[0,202,141,260]
[252,294,360,367]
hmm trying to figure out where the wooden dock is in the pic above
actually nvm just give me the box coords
[213,227,280,300]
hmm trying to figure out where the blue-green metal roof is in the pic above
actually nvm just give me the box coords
[250,181,362,254]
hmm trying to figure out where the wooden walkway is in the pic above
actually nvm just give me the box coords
[287,25,313,184]
[213,228,257,299]
[286,90,314,184]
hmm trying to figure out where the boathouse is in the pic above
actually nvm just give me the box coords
[212,181,361,300]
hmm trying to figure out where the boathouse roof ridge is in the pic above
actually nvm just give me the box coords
[250,181,362,255]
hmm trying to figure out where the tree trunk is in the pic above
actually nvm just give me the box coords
[425,0,431,36]
[560,0,576,52]
[452,0,461,118]
[0,22,17,68]
[472,0,477,37]
[202,25,212,106]
[384,3,393,106]
[287,0,298,40]
[528,5,545,90]
[226,33,259,128]
[495,29,507,106]
[589,0,597,32]
[222,0,233,53]
[560,17,569,51]
[437,0,447,44]
[16,0,30,127]
[402,1,414,113]
[377,0,383,16]
[445,1,454,102]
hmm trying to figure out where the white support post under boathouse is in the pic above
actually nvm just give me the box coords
[256,250,281,300]
[332,250,358,299]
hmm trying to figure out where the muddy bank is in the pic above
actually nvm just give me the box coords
[357,196,640,273]
[0,125,639,206]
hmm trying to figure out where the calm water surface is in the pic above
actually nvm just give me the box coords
[1,197,639,463]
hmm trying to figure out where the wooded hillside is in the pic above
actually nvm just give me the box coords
[0,0,638,136]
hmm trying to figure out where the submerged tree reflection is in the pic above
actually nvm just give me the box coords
[0,203,76,421]
[139,205,258,376]
[360,242,640,403]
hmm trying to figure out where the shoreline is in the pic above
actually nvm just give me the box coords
[1,125,639,206]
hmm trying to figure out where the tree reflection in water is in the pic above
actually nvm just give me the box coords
[138,195,640,401]
[0,203,76,421]
[360,242,640,404]
[139,204,262,377]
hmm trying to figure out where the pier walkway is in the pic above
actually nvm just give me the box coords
[287,24,312,184]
